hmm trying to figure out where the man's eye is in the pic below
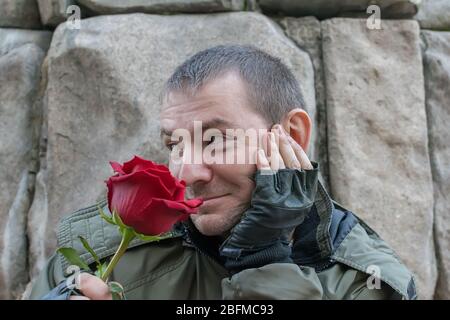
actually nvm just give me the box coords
[207,136,216,145]
[166,143,176,151]
[206,135,226,145]
[205,136,217,146]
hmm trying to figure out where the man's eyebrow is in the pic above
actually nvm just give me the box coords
[201,117,233,131]
[160,117,234,140]
[160,128,172,139]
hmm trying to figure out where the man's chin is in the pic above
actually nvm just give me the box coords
[190,212,238,237]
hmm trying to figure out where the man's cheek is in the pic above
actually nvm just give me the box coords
[231,141,258,166]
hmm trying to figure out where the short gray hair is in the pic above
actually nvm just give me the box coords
[162,44,305,125]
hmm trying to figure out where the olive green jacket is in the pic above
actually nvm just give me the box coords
[29,182,417,300]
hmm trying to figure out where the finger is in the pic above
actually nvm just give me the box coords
[262,131,270,158]
[274,126,301,169]
[268,132,285,170]
[270,129,286,170]
[286,134,313,170]
[256,148,271,171]
[69,295,90,300]
[78,273,112,300]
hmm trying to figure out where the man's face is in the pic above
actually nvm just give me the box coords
[160,71,270,236]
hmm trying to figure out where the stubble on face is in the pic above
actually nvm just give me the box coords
[186,181,253,237]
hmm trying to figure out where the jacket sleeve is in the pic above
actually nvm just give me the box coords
[28,254,66,300]
[221,262,399,300]
[346,283,398,300]
[221,263,323,299]
[317,264,399,300]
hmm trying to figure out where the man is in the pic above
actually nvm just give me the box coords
[29,45,416,300]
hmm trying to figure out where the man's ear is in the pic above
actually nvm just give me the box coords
[281,108,312,152]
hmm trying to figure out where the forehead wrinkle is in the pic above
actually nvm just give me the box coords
[160,98,227,134]
[162,98,217,114]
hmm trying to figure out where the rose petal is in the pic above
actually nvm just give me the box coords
[106,156,203,236]
[151,163,172,172]
[183,198,203,208]
[172,187,185,201]
[106,171,174,222]
[111,156,180,195]
[106,178,114,212]
[127,198,198,235]
[149,168,178,196]
[110,161,126,175]
[121,155,163,174]
[109,170,173,197]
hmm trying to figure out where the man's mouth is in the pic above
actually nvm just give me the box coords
[202,194,230,202]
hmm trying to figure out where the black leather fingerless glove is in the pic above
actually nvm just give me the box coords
[219,163,319,274]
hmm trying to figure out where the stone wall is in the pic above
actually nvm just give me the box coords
[0,0,448,299]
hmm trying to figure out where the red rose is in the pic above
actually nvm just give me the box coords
[106,155,202,235]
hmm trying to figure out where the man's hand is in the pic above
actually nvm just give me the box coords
[258,124,313,171]
[219,124,319,274]
[69,273,112,300]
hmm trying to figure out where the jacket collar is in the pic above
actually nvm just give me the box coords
[292,180,359,270]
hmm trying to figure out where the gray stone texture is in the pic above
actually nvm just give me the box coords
[323,18,436,299]
[415,0,450,30]
[422,30,450,299]
[0,0,42,29]
[0,28,52,299]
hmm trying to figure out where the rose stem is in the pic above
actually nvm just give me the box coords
[101,228,135,282]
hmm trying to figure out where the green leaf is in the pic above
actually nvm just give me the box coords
[135,234,163,242]
[112,209,127,229]
[94,261,108,278]
[111,209,135,237]
[98,206,115,225]
[57,247,90,271]
[134,230,172,242]
[108,281,125,300]
[78,236,101,267]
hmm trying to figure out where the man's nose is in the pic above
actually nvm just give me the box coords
[178,162,213,186]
